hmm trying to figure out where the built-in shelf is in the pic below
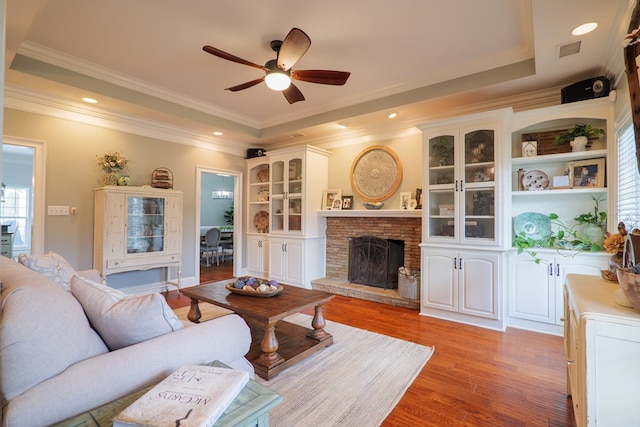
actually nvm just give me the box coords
[511,149,607,167]
[512,187,607,197]
[318,209,422,218]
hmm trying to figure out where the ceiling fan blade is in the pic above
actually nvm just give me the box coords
[292,70,351,86]
[282,83,305,104]
[277,28,311,71]
[203,45,268,71]
[225,77,265,92]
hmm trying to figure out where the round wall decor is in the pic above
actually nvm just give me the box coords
[350,145,402,202]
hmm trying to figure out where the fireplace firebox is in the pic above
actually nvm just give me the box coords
[348,236,404,289]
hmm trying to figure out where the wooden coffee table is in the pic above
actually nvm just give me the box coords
[180,281,335,380]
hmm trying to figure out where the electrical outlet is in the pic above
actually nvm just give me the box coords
[48,206,70,215]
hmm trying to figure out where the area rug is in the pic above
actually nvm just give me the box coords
[175,306,434,426]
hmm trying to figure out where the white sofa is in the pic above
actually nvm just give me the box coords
[0,256,253,426]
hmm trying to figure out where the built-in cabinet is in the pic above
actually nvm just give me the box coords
[94,186,183,286]
[422,249,500,320]
[565,275,640,427]
[417,109,510,330]
[244,146,329,287]
[508,250,609,335]
[508,98,614,333]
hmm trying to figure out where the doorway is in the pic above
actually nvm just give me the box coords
[1,137,45,258]
[195,167,242,284]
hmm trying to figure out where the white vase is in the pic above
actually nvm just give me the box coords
[583,223,604,246]
[570,136,588,152]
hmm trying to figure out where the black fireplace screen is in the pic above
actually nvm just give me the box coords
[348,236,404,289]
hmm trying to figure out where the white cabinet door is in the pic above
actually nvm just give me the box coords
[246,235,267,276]
[459,251,499,319]
[509,256,554,323]
[422,249,499,319]
[423,250,457,312]
[268,237,304,286]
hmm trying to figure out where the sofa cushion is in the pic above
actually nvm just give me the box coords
[0,257,109,402]
[17,251,77,291]
[70,276,183,350]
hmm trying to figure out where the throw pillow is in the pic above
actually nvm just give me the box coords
[17,251,77,291]
[70,276,183,350]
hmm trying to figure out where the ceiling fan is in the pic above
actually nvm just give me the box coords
[202,27,350,104]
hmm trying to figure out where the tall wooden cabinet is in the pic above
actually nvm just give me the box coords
[565,275,640,426]
[417,109,510,330]
[244,146,329,288]
[94,186,183,286]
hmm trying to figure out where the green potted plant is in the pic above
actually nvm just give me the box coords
[573,195,607,245]
[552,124,605,152]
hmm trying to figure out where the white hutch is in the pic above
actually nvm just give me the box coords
[93,185,183,287]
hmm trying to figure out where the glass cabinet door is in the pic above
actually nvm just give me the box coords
[270,156,304,233]
[462,129,496,243]
[127,196,165,253]
[271,159,285,232]
[287,157,303,232]
[427,135,456,240]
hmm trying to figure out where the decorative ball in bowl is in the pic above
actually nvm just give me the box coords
[616,267,640,312]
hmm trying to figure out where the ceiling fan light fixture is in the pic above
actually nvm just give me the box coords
[265,72,291,91]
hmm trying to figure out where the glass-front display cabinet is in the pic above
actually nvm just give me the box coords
[270,155,303,233]
[423,122,500,247]
[94,186,183,284]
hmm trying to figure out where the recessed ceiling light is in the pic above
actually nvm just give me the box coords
[388,112,397,119]
[337,122,349,128]
[213,131,223,136]
[82,97,98,104]
[572,22,598,36]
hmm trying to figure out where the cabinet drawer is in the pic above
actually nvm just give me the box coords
[107,253,180,269]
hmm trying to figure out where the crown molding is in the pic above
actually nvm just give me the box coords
[4,84,250,157]
[17,41,260,129]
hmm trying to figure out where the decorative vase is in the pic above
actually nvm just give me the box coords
[103,171,120,186]
[570,136,588,152]
[583,223,604,246]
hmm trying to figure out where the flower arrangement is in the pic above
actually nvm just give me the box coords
[97,151,128,173]
[604,222,640,254]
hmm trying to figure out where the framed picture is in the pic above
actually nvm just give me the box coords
[322,189,342,210]
[342,195,353,210]
[399,191,411,209]
[568,159,605,188]
[522,141,537,157]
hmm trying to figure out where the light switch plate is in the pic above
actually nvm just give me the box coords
[48,206,70,215]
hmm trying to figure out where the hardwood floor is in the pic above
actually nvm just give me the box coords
[165,271,576,426]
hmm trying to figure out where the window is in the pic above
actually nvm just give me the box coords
[1,185,30,248]
[617,121,640,228]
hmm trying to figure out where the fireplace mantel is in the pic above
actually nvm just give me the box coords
[318,209,421,218]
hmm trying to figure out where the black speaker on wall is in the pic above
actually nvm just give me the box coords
[561,76,610,104]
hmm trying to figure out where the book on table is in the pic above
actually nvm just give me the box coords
[112,364,250,427]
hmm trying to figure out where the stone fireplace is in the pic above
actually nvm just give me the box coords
[314,214,422,309]
[348,236,404,289]
[324,215,421,282]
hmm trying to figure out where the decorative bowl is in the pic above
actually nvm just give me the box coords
[225,277,282,297]
[514,212,551,241]
[616,268,640,312]
[363,202,384,210]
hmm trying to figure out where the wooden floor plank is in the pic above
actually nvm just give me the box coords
[164,267,576,426]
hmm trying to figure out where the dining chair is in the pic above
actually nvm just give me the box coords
[200,228,221,267]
